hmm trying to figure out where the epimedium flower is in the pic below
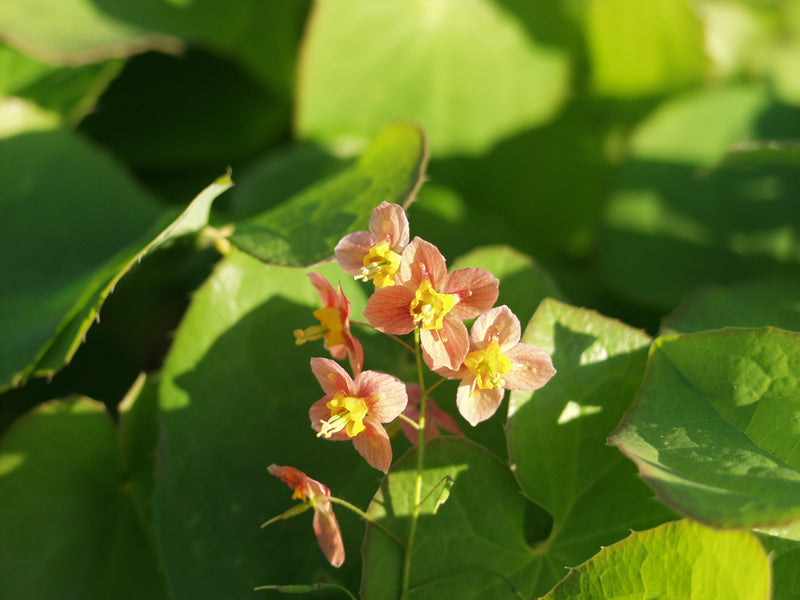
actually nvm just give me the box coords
[363,237,499,371]
[400,383,463,445]
[309,357,408,473]
[335,201,410,288]
[266,464,345,568]
[294,273,364,375]
[431,305,556,426]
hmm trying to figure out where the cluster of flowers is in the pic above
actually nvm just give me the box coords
[269,201,556,567]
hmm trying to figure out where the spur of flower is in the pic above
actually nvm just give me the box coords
[400,383,462,445]
[363,237,499,371]
[294,273,364,375]
[431,305,556,426]
[309,358,408,473]
[335,201,409,287]
[266,464,345,568]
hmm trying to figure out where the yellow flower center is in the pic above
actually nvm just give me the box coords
[293,307,344,347]
[317,392,369,438]
[464,341,512,392]
[409,279,458,330]
[355,240,402,287]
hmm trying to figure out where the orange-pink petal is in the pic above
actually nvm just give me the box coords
[503,344,556,390]
[335,230,377,275]
[420,316,469,371]
[456,381,505,426]
[363,285,416,334]
[352,417,394,473]
[470,305,521,350]
[396,237,448,290]
[369,201,409,249]
[310,357,353,397]
[443,268,499,320]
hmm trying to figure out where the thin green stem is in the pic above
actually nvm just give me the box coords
[400,327,428,600]
[330,496,405,547]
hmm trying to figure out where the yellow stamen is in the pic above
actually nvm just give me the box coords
[409,279,458,330]
[317,393,369,438]
[355,241,401,287]
[464,341,512,393]
[294,307,344,346]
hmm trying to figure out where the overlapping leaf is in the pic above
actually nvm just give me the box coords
[229,124,428,267]
[611,328,800,528]
[0,129,232,391]
[0,376,168,599]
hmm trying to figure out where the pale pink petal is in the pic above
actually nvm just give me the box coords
[308,272,337,308]
[325,343,348,360]
[470,305,521,350]
[310,357,353,396]
[369,202,409,250]
[312,498,345,567]
[396,237,448,289]
[335,231,377,275]
[456,381,505,426]
[352,418,393,472]
[354,371,408,423]
[363,285,416,334]
[345,333,364,377]
[444,268,499,320]
[504,344,556,390]
[422,344,466,379]
[420,317,469,371]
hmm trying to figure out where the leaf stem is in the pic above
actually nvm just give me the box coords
[330,496,405,547]
[400,327,427,599]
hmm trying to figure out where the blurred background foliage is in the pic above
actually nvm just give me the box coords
[2,0,800,597]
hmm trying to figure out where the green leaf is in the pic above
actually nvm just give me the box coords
[0,379,169,599]
[229,124,428,267]
[79,49,289,170]
[597,84,800,308]
[155,250,378,597]
[586,0,707,98]
[0,0,309,97]
[610,328,800,528]
[662,276,800,335]
[0,44,122,136]
[296,0,570,156]
[0,129,232,391]
[507,300,675,566]
[362,438,544,600]
[756,524,800,600]
[542,519,771,600]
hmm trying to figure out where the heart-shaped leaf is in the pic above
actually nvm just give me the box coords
[610,327,800,528]
[296,0,570,156]
[507,299,676,565]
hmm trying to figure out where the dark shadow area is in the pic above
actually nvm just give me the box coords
[158,294,379,598]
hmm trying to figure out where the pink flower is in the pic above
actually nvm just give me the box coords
[267,464,345,568]
[335,202,409,287]
[432,305,556,426]
[400,383,463,445]
[309,358,408,473]
[294,273,364,375]
[363,237,499,371]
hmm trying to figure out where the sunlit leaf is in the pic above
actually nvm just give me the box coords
[542,520,770,600]
[297,0,570,156]
[611,328,800,527]
[229,124,428,267]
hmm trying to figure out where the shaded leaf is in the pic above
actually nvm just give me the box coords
[662,276,800,335]
[0,130,232,391]
[155,250,378,596]
[0,378,168,599]
[507,299,675,569]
